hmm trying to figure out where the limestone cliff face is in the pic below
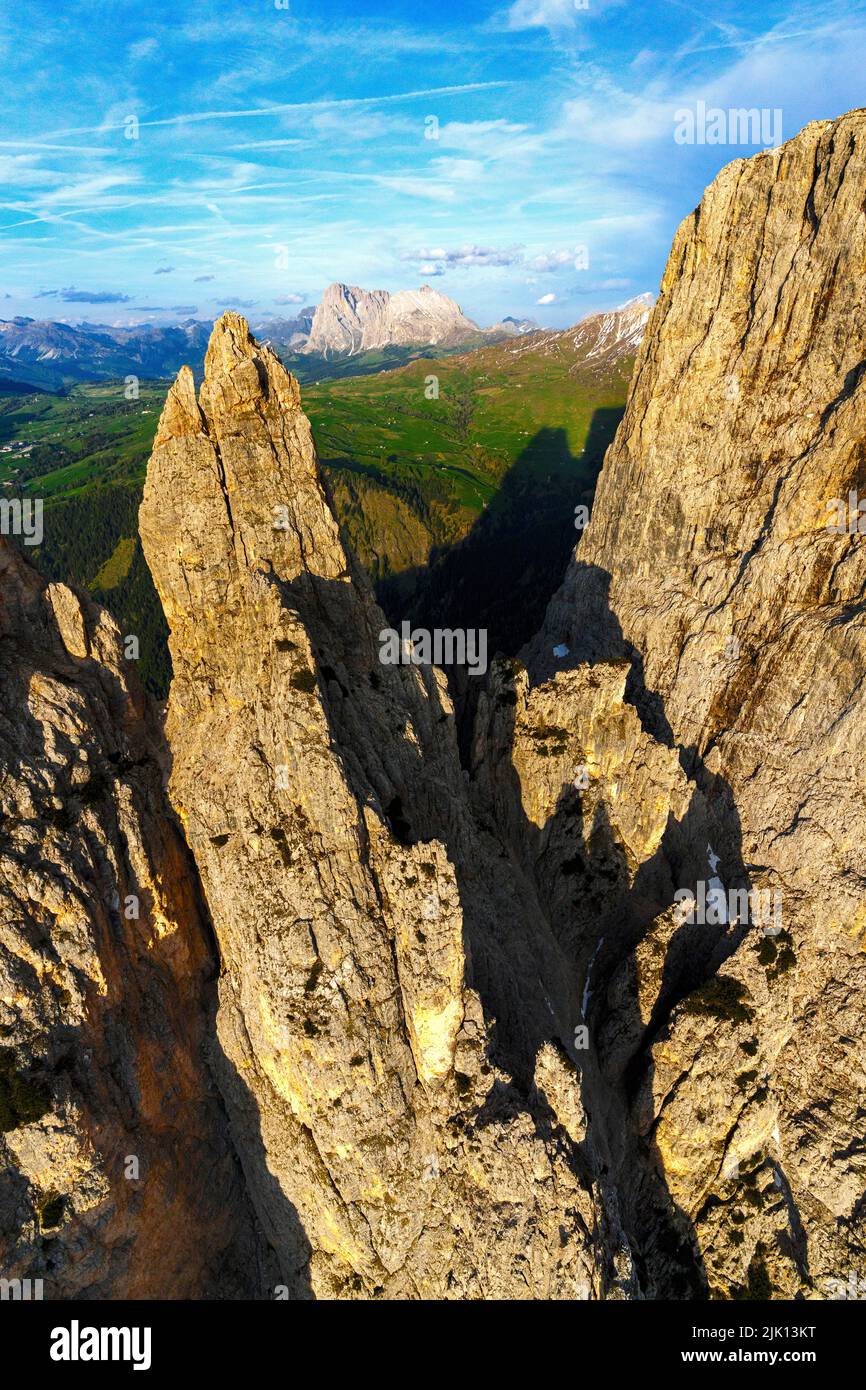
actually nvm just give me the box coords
[137,100,866,1301]
[0,540,264,1297]
[487,110,866,1298]
[139,314,616,1299]
[15,107,863,1301]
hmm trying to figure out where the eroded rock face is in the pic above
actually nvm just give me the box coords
[0,541,264,1297]
[13,107,863,1301]
[502,110,866,1298]
[304,281,479,357]
[139,313,614,1299]
[138,103,866,1304]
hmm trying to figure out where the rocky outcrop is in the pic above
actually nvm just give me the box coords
[138,99,866,1298]
[139,313,619,1299]
[490,110,866,1298]
[0,540,265,1297]
[483,315,538,338]
[303,282,481,357]
[7,107,864,1302]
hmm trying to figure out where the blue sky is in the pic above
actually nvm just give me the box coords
[2,0,866,330]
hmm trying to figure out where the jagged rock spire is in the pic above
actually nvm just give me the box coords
[140,314,601,1299]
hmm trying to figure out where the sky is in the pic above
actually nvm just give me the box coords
[2,0,866,331]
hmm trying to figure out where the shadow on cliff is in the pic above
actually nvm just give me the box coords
[0,568,280,1298]
[209,1042,314,1299]
[472,562,759,1298]
[254,549,755,1297]
[367,414,624,745]
[256,455,762,1298]
[392,417,621,646]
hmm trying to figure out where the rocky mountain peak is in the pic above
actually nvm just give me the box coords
[303,279,480,356]
[140,110,866,1299]
[573,293,654,357]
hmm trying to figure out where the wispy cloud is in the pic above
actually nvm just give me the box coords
[402,244,522,270]
[2,0,863,330]
[37,286,132,303]
[129,37,159,61]
[33,83,514,141]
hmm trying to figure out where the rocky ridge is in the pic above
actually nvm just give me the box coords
[1,110,864,1301]
[502,294,655,372]
[507,111,866,1297]
[303,281,483,357]
[138,314,623,1298]
[0,541,265,1296]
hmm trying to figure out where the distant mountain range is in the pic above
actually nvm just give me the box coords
[0,283,648,391]
[4,292,648,700]
[0,317,214,392]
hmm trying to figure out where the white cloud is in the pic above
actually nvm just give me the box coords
[373,175,455,202]
[37,172,138,207]
[36,83,513,141]
[224,139,310,152]
[435,119,541,159]
[536,292,556,304]
[529,247,584,271]
[129,37,158,61]
[503,0,576,31]
[308,109,412,142]
[402,243,522,269]
[429,157,486,183]
[500,0,622,31]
